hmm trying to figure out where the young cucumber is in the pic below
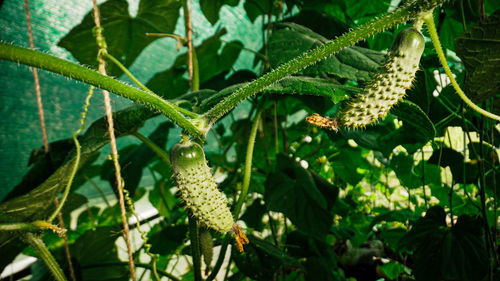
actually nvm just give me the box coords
[170,139,234,233]
[339,27,425,128]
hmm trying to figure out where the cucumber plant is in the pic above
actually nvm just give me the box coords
[2,0,498,281]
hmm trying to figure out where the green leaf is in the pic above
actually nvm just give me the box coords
[455,10,500,114]
[58,0,180,77]
[391,100,436,143]
[148,180,178,220]
[390,153,441,189]
[148,224,188,256]
[200,0,239,24]
[147,29,242,99]
[378,261,406,280]
[369,209,417,228]
[102,122,173,195]
[2,138,81,202]
[427,146,479,184]
[284,9,351,39]
[265,154,333,240]
[240,198,267,231]
[440,216,488,281]
[71,226,128,280]
[232,235,297,281]
[263,76,356,104]
[244,0,283,23]
[329,142,369,185]
[345,0,391,22]
[398,207,488,281]
[0,106,154,223]
[268,23,385,82]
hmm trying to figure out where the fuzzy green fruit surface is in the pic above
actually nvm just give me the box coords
[170,140,234,233]
[339,27,425,128]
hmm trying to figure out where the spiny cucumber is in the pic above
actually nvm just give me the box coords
[339,27,425,128]
[170,139,234,233]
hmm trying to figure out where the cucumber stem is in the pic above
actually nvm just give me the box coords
[24,233,68,281]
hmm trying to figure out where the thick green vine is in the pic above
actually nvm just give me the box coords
[0,42,204,138]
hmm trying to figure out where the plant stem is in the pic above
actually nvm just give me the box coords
[0,222,41,232]
[233,109,263,219]
[202,0,445,126]
[0,42,204,138]
[422,12,500,122]
[48,86,93,223]
[188,215,202,281]
[104,53,151,93]
[24,233,68,281]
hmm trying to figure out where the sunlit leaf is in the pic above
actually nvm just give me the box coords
[59,0,180,77]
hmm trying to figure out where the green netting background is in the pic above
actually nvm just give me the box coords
[0,0,263,201]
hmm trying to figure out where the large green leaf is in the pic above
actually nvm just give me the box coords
[240,198,267,231]
[200,0,239,24]
[148,224,188,256]
[390,153,441,189]
[263,76,356,104]
[391,100,436,143]
[427,145,479,184]
[146,29,242,99]
[455,10,500,114]
[399,207,488,281]
[268,23,385,82]
[58,0,180,77]
[101,122,173,195]
[232,235,297,281]
[2,139,79,202]
[265,154,333,240]
[0,106,154,222]
[71,226,128,280]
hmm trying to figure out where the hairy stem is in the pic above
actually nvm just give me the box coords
[0,42,203,138]
[422,12,500,122]
[202,0,446,126]
[24,233,68,281]
[233,109,263,219]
